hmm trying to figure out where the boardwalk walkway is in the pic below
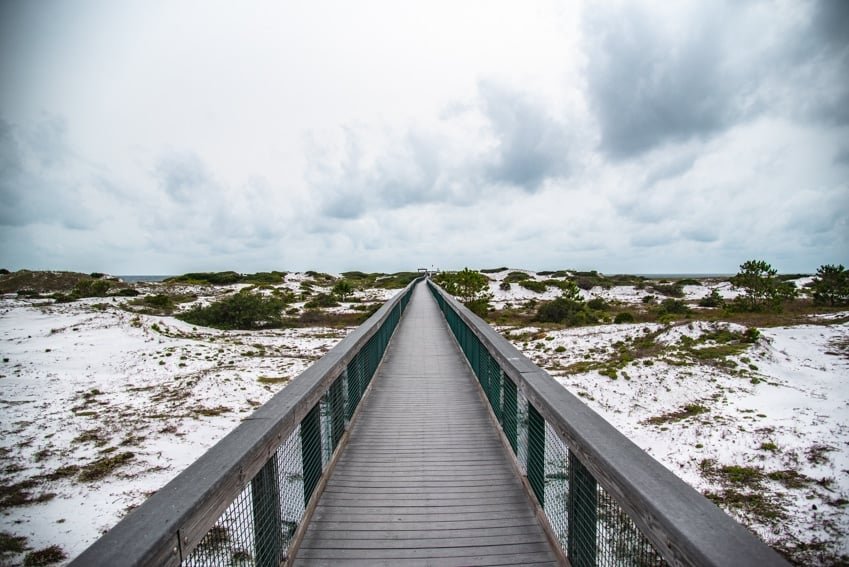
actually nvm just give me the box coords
[294,283,560,566]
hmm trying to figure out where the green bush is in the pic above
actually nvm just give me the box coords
[165,271,242,285]
[587,297,609,311]
[499,281,511,291]
[658,298,690,316]
[614,312,635,324]
[480,267,508,273]
[465,298,490,317]
[304,293,340,309]
[519,280,547,293]
[178,290,286,329]
[503,271,532,283]
[73,279,111,298]
[242,271,286,284]
[144,294,174,309]
[812,264,849,306]
[332,279,353,301]
[535,297,596,326]
[374,272,419,289]
[729,260,797,312]
[698,289,724,307]
[115,288,140,297]
[652,283,684,298]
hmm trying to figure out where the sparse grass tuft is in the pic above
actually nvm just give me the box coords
[78,452,135,482]
[0,480,56,510]
[0,531,28,554]
[767,470,812,489]
[23,545,66,566]
[645,403,709,425]
[704,489,786,523]
[257,376,289,384]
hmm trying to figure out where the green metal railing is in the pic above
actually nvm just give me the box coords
[428,280,789,567]
[71,280,417,567]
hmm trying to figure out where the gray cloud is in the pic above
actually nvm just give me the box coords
[312,80,575,221]
[0,116,99,230]
[155,151,211,204]
[478,81,572,190]
[583,3,737,159]
[583,1,849,159]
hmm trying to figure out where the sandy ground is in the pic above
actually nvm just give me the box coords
[1,270,846,565]
[0,274,380,565]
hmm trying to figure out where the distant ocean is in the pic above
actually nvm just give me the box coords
[117,275,173,282]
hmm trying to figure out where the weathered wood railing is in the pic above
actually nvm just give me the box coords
[70,279,419,567]
[428,280,789,567]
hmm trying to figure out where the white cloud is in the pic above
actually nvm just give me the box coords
[0,0,846,274]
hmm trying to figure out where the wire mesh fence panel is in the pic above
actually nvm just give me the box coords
[596,484,667,567]
[543,420,570,553]
[183,426,304,567]
[516,389,529,476]
[568,452,598,567]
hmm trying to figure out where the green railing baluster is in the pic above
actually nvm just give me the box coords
[346,357,361,419]
[569,452,598,567]
[527,403,545,506]
[503,377,518,454]
[328,376,345,449]
[251,456,282,567]
[301,405,322,505]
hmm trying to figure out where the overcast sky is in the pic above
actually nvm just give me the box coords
[1,0,847,275]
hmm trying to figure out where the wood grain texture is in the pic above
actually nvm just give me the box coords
[429,281,791,567]
[293,284,560,566]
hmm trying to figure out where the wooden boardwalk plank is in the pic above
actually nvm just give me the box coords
[293,283,560,566]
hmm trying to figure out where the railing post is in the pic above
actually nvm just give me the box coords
[503,377,518,453]
[300,405,322,505]
[527,404,545,506]
[328,376,345,450]
[568,452,598,567]
[251,456,283,567]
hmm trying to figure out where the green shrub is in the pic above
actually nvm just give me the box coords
[165,271,242,285]
[144,294,174,309]
[499,281,511,291]
[658,298,690,316]
[502,271,531,284]
[465,298,490,317]
[178,290,286,329]
[241,271,286,284]
[812,264,849,306]
[698,289,724,307]
[114,288,140,297]
[614,312,635,324]
[304,293,339,309]
[652,283,684,298]
[535,297,596,326]
[519,280,547,293]
[331,279,353,300]
[729,260,797,312]
[480,267,508,273]
[73,279,111,298]
[373,272,419,289]
[587,297,609,311]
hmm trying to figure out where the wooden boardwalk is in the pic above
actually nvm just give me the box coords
[294,283,560,566]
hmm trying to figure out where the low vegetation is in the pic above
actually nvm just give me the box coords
[178,290,288,329]
[433,268,492,316]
